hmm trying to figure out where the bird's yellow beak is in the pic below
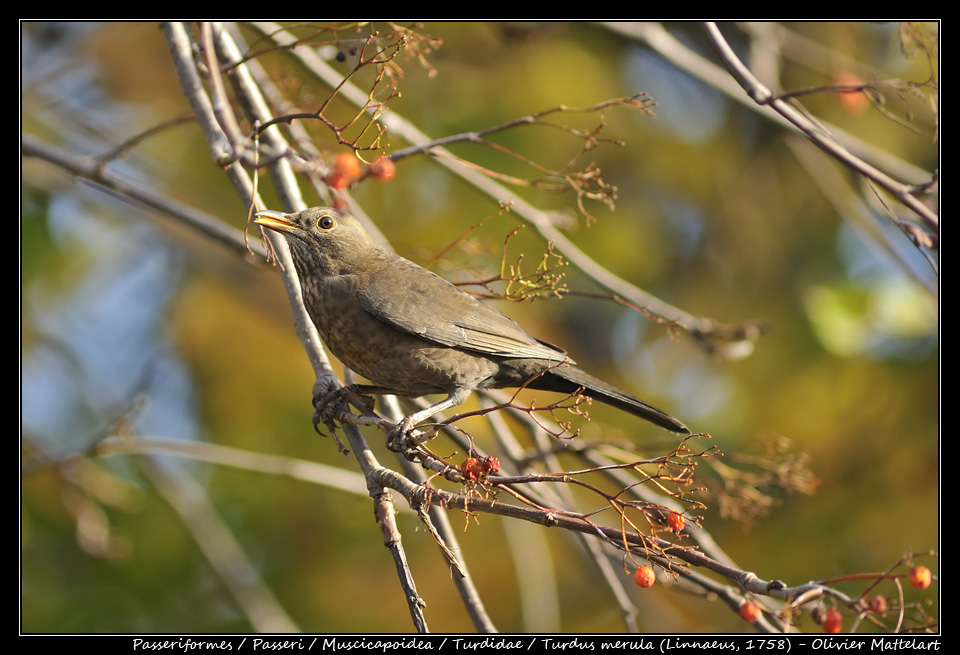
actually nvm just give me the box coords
[254,210,301,233]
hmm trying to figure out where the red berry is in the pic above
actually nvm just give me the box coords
[460,457,482,480]
[867,595,887,613]
[821,609,842,633]
[633,566,655,588]
[667,511,685,532]
[481,455,500,475]
[739,601,761,624]
[370,155,396,182]
[908,565,932,590]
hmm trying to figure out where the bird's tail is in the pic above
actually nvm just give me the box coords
[532,366,690,435]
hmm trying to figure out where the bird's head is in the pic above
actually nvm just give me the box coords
[255,207,383,276]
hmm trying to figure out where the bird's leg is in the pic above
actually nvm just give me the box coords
[313,383,389,434]
[310,377,342,447]
[387,389,471,452]
[312,382,472,454]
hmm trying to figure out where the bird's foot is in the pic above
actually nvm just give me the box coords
[386,416,431,454]
[386,417,412,453]
[313,384,375,432]
[311,377,338,433]
[311,383,377,455]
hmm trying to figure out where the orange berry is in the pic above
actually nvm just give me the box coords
[834,72,869,114]
[333,152,361,178]
[327,173,351,190]
[370,155,396,182]
[667,511,685,532]
[739,601,761,624]
[821,608,842,633]
[867,595,887,613]
[328,153,361,189]
[908,565,932,590]
[633,566,655,588]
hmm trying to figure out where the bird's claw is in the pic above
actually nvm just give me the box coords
[309,380,432,456]
[312,384,377,434]
[386,416,431,453]
[311,376,338,406]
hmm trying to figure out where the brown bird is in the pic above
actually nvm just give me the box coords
[255,207,689,436]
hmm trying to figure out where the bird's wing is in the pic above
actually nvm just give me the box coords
[360,257,570,362]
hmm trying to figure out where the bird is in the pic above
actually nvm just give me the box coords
[254,207,689,437]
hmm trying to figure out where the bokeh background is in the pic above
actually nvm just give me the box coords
[21,22,938,633]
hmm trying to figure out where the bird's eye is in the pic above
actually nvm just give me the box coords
[318,215,336,230]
